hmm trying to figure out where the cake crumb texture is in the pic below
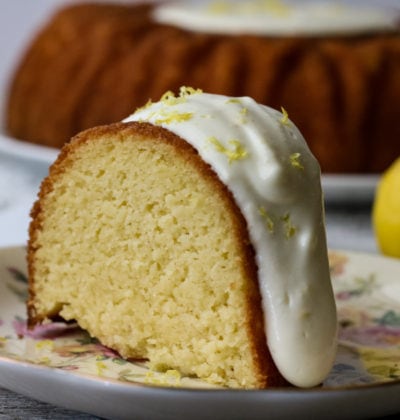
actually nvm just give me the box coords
[28,122,283,389]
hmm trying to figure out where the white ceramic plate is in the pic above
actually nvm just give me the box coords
[1,246,400,419]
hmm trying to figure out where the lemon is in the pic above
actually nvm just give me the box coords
[373,157,400,258]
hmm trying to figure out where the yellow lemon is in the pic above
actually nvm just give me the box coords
[373,157,400,258]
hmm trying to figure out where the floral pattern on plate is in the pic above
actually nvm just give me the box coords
[0,246,399,389]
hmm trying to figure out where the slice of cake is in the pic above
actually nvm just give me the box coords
[27,88,337,389]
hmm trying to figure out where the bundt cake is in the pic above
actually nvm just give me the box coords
[6,1,400,173]
[27,88,337,389]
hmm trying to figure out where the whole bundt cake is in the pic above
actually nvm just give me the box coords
[6,1,400,172]
[27,88,337,389]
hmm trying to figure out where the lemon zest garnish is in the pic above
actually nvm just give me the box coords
[239,106,248,123]
[226,98,241,104]
[159,87,202,105]
[281,213,297,239]
[160,90,175,101]
[179,86,203,97]
[259,206,274,233]
[208,137,248,163]
[134,87,201,121]
[160,90,185,106]
[290,152,304,170]
[136,108,192,124]
[154,110,193,124]
[280,107,290,126]
[225,99,248,123]
[134,99,152,114]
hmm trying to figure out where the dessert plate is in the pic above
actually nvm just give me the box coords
[0,246,400,420]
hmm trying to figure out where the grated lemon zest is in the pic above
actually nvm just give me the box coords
[208,137,248,163]
[239,106,248,123]
[225,98,241,104]
[179,86,203,97]
[154,110,193,124]
[280,107,290,126]
[160,90,185,106]
[259,206,274,233]
[134,99,152,114]
[281,213,297,238]
[290,152,304,170]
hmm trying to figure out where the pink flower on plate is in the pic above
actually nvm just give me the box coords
[12,317,78,339]
[340,325,400,347]
[53,343,120,359]
[94,343,121,359]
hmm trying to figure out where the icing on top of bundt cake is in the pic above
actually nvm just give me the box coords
[154,0,398,36]
[125,88,337,387]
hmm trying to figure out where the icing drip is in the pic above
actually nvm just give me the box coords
[125,88,337,387]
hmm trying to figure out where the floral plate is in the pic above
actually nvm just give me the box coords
[0,246,400,420]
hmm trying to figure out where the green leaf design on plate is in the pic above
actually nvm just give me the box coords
[368,365,400,379]
[375,310,400,327]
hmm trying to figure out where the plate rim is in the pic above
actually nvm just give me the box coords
[1,350,400,394]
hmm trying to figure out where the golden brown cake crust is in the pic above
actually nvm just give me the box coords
[6,2,400,173]
[27,121,287,388]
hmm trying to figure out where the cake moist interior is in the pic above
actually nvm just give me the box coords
[28,122,277,388]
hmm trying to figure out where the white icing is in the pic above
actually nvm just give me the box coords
[124,89,337,388]
[153,1,398,36]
